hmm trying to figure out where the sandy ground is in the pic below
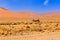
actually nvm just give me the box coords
[0,18,60,40]
[0,31,60,40]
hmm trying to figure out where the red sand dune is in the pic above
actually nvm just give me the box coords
[0,7,60,18]
[0,7,37,18]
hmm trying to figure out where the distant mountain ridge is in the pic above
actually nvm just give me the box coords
[0,7,60,18]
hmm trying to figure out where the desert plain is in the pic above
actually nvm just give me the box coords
[0,8,60,40]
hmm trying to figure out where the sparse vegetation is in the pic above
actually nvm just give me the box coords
[0,18,60,36]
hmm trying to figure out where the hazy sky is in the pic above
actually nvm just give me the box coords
[0,0,60,13]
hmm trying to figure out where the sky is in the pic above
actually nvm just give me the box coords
[0,0,60,13]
